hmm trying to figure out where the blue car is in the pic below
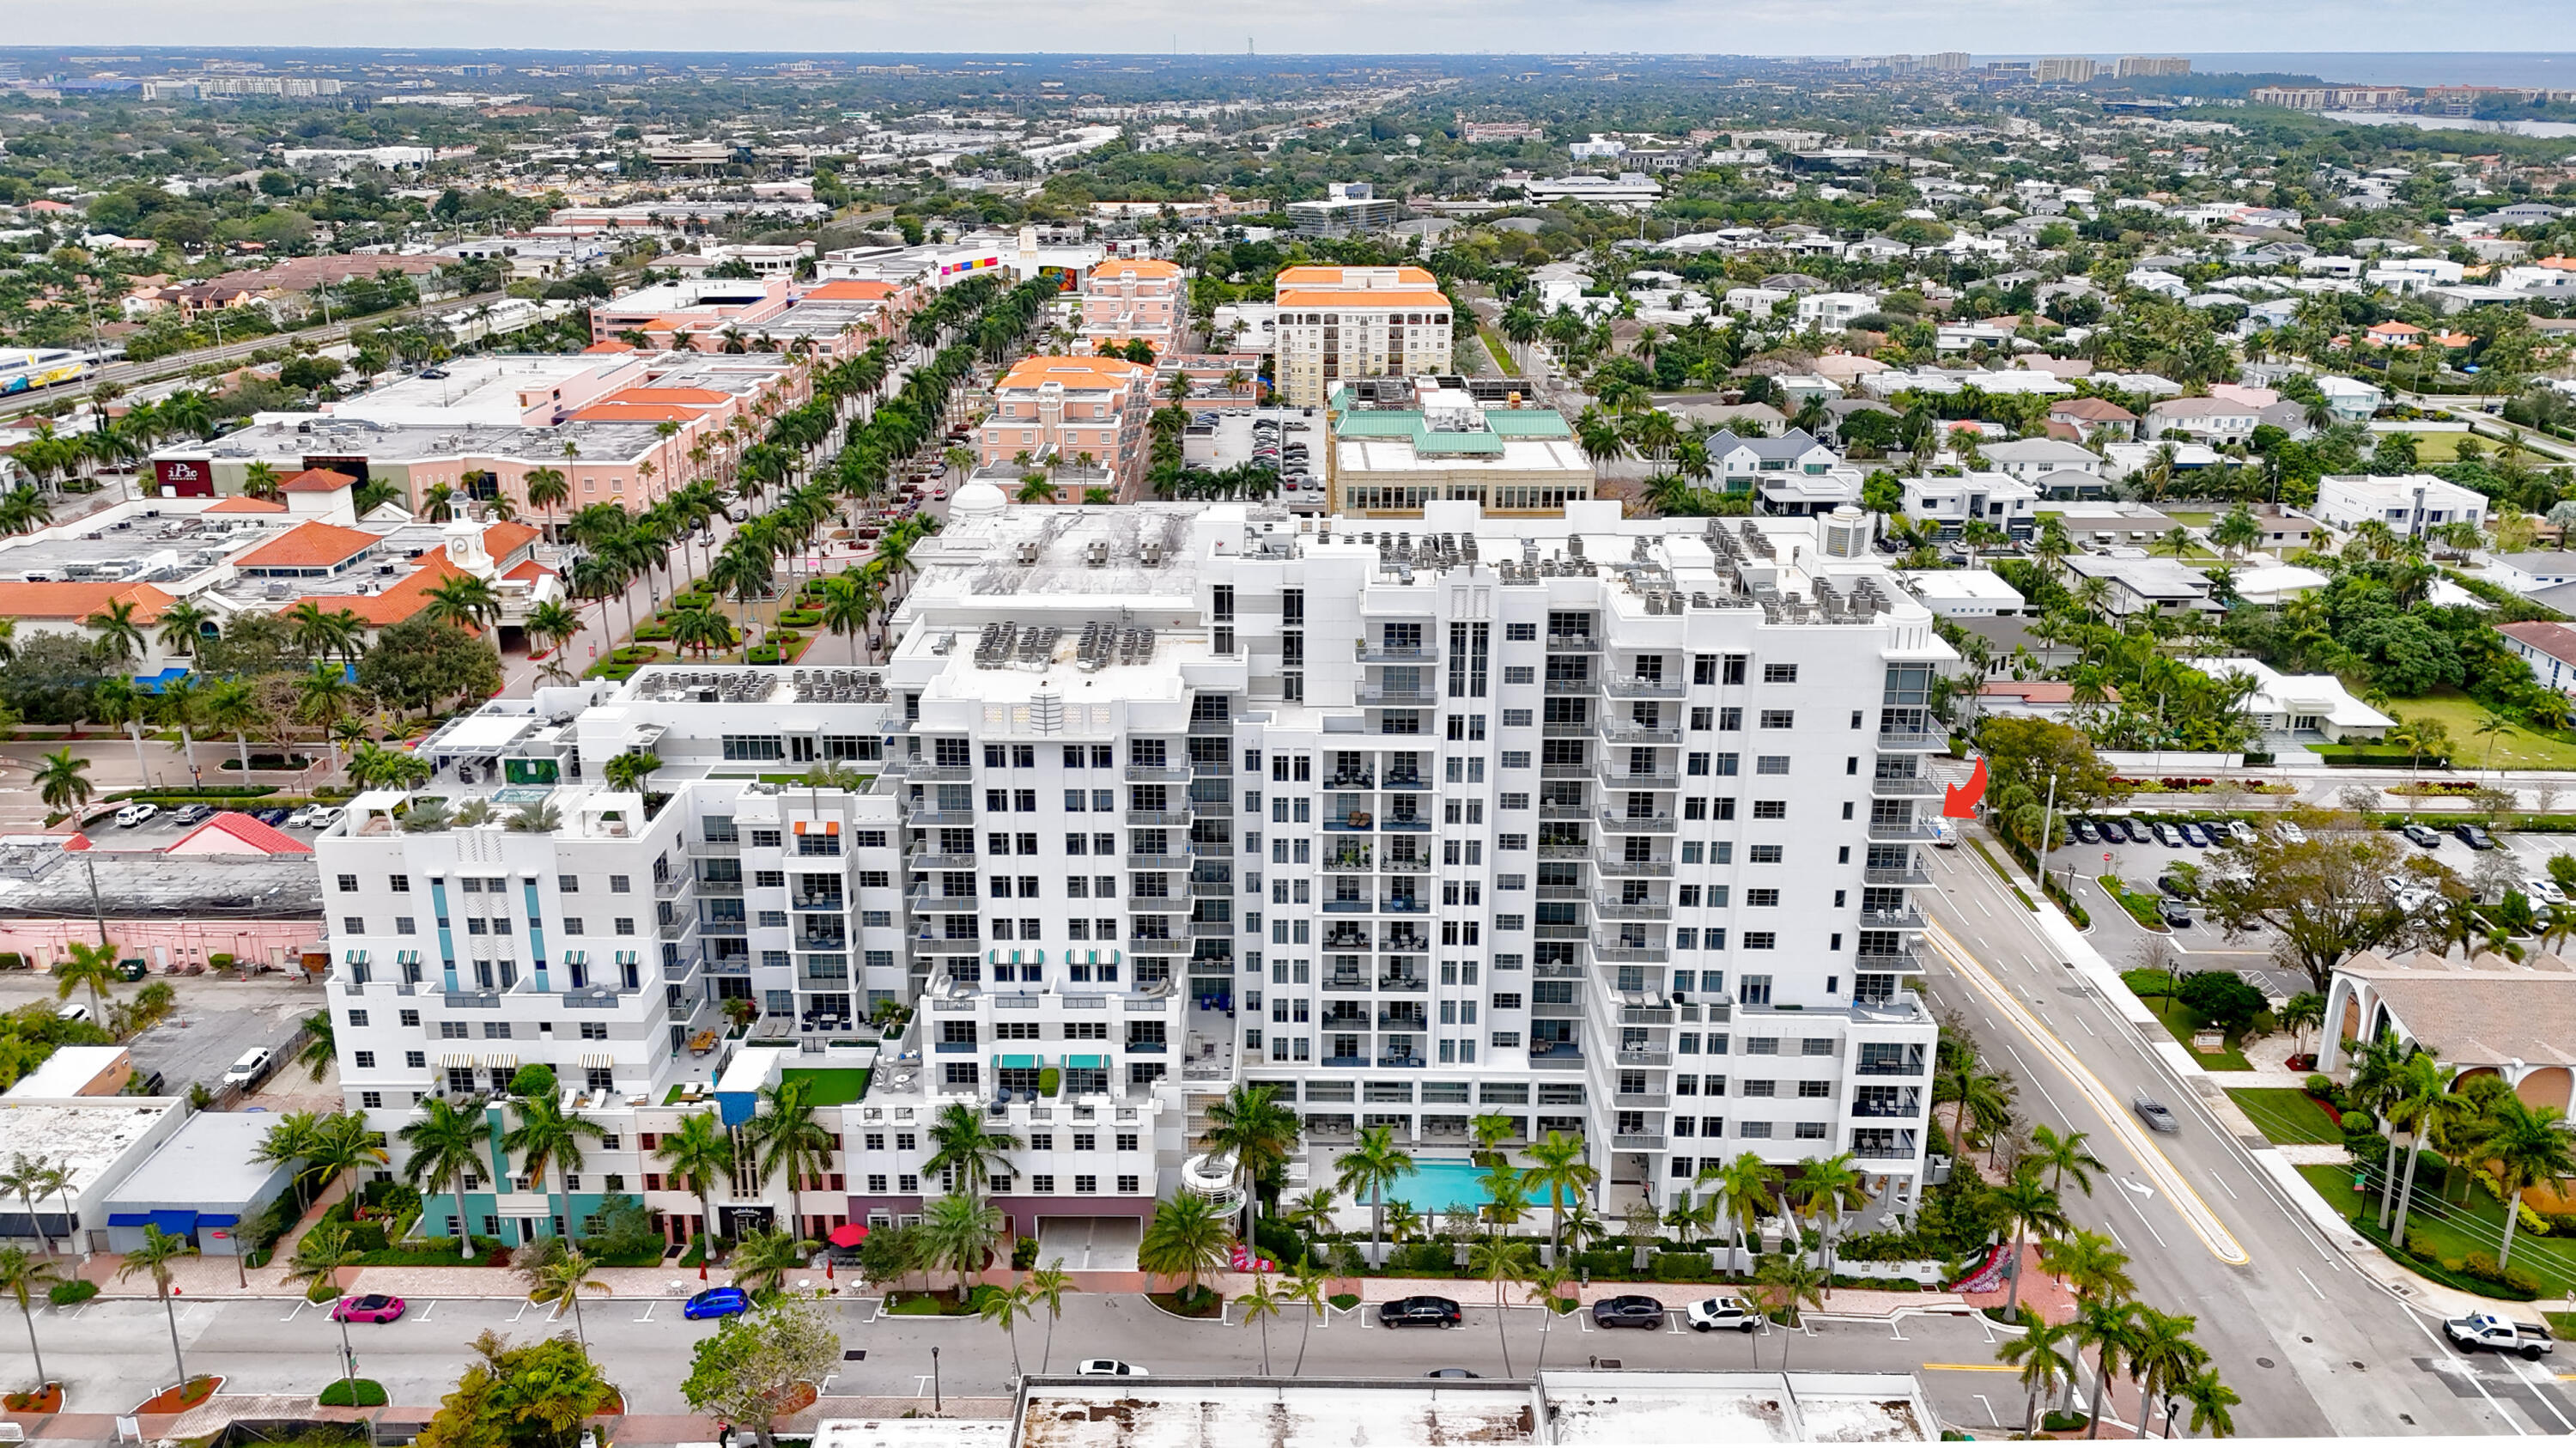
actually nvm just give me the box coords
[683,1287,750,1321]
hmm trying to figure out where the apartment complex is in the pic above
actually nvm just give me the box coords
[979,356,1157,495]
[1078,259,1183,358]
[1328,377,1595,517]
[1273,266,1454,409]
[313,497,1946,1249]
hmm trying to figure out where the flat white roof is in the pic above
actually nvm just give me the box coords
[1895,569,2024,602]
[0,1098,179,1197]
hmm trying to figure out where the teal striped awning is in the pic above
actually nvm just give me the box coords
[993,1054,1041,1070]
[1063,1055,1106,1070]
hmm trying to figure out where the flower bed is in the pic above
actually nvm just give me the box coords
[4,1383,63,1414]
[135,1376,221,1415]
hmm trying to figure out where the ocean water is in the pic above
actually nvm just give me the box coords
[2178,52,2576,88]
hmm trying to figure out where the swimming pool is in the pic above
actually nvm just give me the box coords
[1386,1159,1492,1214]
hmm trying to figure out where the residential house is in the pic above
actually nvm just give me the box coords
[2321,951,2576,1126]
[2475,552,2576,597]
[2143,396,2263,442]
[1977,439,2102,485]
[2312,473,2488,538]
[2187,656,2393,742]
[1899,472,2039,541]
[2494,621,2576,697]
[1795,292,1879,331]
[2048,396,2140,442]
[2061,555,2216,616]
[1895,569,2026,618]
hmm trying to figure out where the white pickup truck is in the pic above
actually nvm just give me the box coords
[2445,1312,2555,1359]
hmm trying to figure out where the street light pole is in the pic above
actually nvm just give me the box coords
[931,1345,941,1415]
[2038,770,2060,897]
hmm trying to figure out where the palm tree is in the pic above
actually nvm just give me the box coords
[816,575,876,664]
[1938,1055,2014,1157]
[1024,1261,1072,1372]
[924,1101,1019,1198]
[523,1239,611,1348]
[1200,1083,1300,1232]
[1236,1271,1283,1375]
[1334,1125,1414,1258]
[1991,1169,2068,1318]
[1999,1317,2081,1434]
[1467,1234,1532,1377]
[523,466,571,538]
[290,1220,371,1403]
[116,1225,198,1390]
[745,1079,836,1230]
[1795,1152,1868,1272]
[424,575,502,635]
[2040,1229,2135,1303]
[0,1156,60,1258]
[1519,1129,1598,1256]
[918,1192,1004,1304]
[84,599,147,667]
[727,1226,819,1298]
[2029,1124,2105,1199]
[399,1095,495,1258]
[602,750,662,795]
[2476,1098,2576,1275]
[1282,1262,1328,1375]
[2075,1295,2142,1438]
[0,1246,61,1391]
[501,1095,609,1244]
[1753,1233,1831,1368]
[295,1008,337,1081]
[1700,1153,1780,1265]
[1137,1191,1232,1301]
[200,678,265,776]
[91,678,154,783]
[2176,1366,2240,1438]
[53,940,118,1019]
[2128,1307,2208,1440]
[653,1112,737,1252]
[156,678,203,783]
[33,750,94,818]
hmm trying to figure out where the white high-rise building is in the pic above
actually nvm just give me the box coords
[315,495,1947,1250]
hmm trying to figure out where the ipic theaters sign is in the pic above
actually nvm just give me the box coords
[153,458,214,496]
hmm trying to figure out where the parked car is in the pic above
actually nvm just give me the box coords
[2133,1092,2181,1133]
[284,806,319,829]
[1425,1368,1482,1378]
[2526,879,2569,907]
[304,806,345,830]
[2402,824,2443,849]
[1077,1360,1149,1377]
[2160,903,2193,929]
[2454,824,2497,850]
[1380,1296,1464,1329]
[169,804,214,826]
[254,807,293,826]
[2151,823,2181,848]
[2179,823,2211,849]
[683,1287,750,1320]
[331,1293,406,1323]
[114,803,160,829]
[2275,821,2308,844]
[2227,820,2257,843]
[2157,875,2196,900]
[222,1047,271,1086]
[2071,819,2100,844]
[1591,1295,1668,1329]
[1686,1296,1765,1333]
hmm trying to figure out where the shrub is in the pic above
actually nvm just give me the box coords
[2340,1109,2376,1135]
[2342,1129,2391,1163]
[319,1379,387,1408]
[775,609,822,628]
[1038,1067,1060,1097]
[2305,1074,2336,1099]
[631,624,675,642]
[1652,1253,1716,1281]
[2177,970,2268,1034]
[1012,1236,1040,1270]
[1328,1292,1360,1311]
[47,1280,96,1306]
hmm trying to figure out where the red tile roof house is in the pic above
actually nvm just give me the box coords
[2498,622,2576,697]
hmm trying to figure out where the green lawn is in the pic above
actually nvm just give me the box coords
[2382,690,2576,770]
[2227,1087,2342,1145]
[2295,1160,2576,1300]
[781,1067,872,1106]
[2145,997,2253,1070]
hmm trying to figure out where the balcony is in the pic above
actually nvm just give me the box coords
[1851,1132,1920,1161]
[1530,1046,1588,1070]
[1379,934,1430,954]
[1189,920,1233,937]
[1355,641,1440,663]
[1855,948,1920,973]
[443,989,502,1008]
[1322,772,1376,791]
[1543,721,1598,739]
[908,889,978,911]
[1621,1005,1677,1026]
[1124,764,1193,783]
[653,873,692,900]
[1597,766,1679,791]
[1600,721,1684,745]
[1851,1098,1924,1119]
[1321,898,1375,914]
[1532,1000,1583,1019]
[1595,854,1675,878]
[1616,1047,1672,1066]
[1377,1011,1429,1031]
[697,919,747,939]
[1862,863,1932,886]
[911,852,980,870]
[1614,1091,1670,1108]
[1126,852,1196,869]
[1593,895,1671,919]
[1877,728,1943,751]
[1379,814,1432,833]
[1190,878,1231,897]
[688,837,741,858]
[1379,975,1428,994]
[1592,938,1670,964]
[1358,684,1437,706]
[1323,974,1371,994]
[1597,812,1678,835]
[1543,676,1597,697]
[1188,719,1234,736]
[1856,1055,1927,1078]
[1380,854,1431,874]
[1612,1133,1668,1151]
[1377,1054,1426,1069]
[1382,770,1427,790]
[1861,904,1928,931]
[1604,675,1686,700]
[1545,632,1599,652]
[1323,814,1375,833]
[1538,802,1590,822]
[1127,809,1194,827]
[792,894,846,913]
[1866,818,1939,844]
[908,807,975,828]
[1871,774,1943,798]
[904,764,975,782]
[696,878,744,897]
[1126,1039,1169,1055]
[1379,897,1431,915]
[663,958,701,983]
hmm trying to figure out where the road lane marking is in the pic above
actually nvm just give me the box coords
[1973,1394,2002,1427]
[282,1300,308,1322]
[636,1302,658,1323]
[2209,1171,2238,1200]
[2293,1268,2328,1301]
[417,1300,436,1320]
[1925,920,2251,1268]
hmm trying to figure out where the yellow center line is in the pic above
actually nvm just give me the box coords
[1924,920,2251,1268]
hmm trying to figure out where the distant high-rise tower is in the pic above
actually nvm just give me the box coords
[2115,56,2191,78]
[1923,52,1971,72]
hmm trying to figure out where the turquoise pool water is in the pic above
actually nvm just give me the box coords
[1388,1159,1492,1213]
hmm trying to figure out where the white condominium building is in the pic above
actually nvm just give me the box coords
[1273,266,1454,409]
[314,491,1946,1250]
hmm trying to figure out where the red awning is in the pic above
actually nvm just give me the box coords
[827,1223,870,1248]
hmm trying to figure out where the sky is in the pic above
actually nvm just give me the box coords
[9,0,2576,66]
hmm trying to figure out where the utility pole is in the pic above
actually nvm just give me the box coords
[2037,770,2060,898]
[82,852,109,946]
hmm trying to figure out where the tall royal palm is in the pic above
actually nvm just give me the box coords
[1519,1130,1599,1255]
[1201,1082,1300,1233]
[398,1095,495,1258]
[502,1094,609,1243]
[924,1101,1019,1198]
[655,1111,739,1250]
[116,1226,198,1390]
[0,1247,61,1390]
[745,1080,837,1235]
[1333,1125,1413,1255]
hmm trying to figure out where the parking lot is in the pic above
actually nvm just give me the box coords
[1185,405,1325,505]
[104,800,341,834]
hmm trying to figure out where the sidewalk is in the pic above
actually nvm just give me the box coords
[1199,1270,1969,1321]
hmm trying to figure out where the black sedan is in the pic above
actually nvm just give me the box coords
[1380,1295,1464,1329]
[2455,824,2498,851]
[1590,1294,1668,1329]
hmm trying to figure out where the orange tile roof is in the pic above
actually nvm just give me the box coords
[280,468,357,494]
[483,521,540,560]
[167,811,311,857]
[290,551,465,628]
[1276,289,1452,309]
[996,355,1151,391]
[1091,259,1181,282]
[234,520,379,570]
[2369,320,2424,336]
[206,496,288,514]
[0,581,175,624]
[568,402,702,423]
[584,340,638,354]
[504,558,556,583]
[610,387,729,404]
[801,280,899,301]
[1276,265,1438,287]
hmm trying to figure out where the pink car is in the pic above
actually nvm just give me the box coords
[331,1293,405,1323]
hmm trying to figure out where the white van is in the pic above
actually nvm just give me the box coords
[56,1001,91,1025]
[222,1047,271,1086]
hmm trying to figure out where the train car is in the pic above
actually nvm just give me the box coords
[0,348,91,398]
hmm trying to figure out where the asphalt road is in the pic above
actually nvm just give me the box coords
[1922,839,2562,1437]
[18,1287,2027,1426]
